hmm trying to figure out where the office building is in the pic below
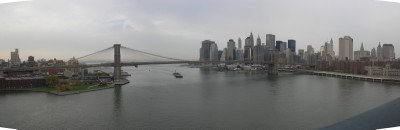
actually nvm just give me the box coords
[280,42,287,52]
[244,33,255,61]
[210,43,219,61]
[220,48,227,61]
[199,40,215,61]
[217,50,223,61]
[249,32,254,47]
[288,40,296,53]
[27,56,35,67]
[298,49,305,63]
[377,43,383,60]
[253,35,264,63]
[236,37,244,61]
[326,38,335,57]
[354,43,370,60]
[10,49,21,66]
[339,36,353,61]
[383,44,395,60]
[266,34,275,49]
[371,48,376,58]
[275,41,282,51]
[227,39,236,61]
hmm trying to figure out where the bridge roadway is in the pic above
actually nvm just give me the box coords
[0,60,274,71]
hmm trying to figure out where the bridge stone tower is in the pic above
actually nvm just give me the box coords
[268,49,278,75]
[114,44,121,82]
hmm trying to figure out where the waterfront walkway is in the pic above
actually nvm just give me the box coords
[301,70,400,84]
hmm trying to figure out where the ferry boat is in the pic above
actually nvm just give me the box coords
[121,71,131,76]
[173,70,183,78]
[108,71,131,77]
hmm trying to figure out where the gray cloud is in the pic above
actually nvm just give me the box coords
[0,0,400,61]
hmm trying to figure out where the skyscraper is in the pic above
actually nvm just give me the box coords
[227,39,236,61]
[320,45,325,56]
[383,44,395,60]
[377,43,383,60]
[249,32,254,47]
[253,35,264,63]
[210,43,219,61]
[288,40,296,53]
[10,48,21,66]
[371,48,376,58]
[354,43,370,60]
[217,50,223,61]
[200,40,214,61]
[266,34,275,49]
[244,33,255,61]
[307,45,314,56]
[326,38,335,57]
[280,42,287,52]
[238,37,242,49]
[275,41,282,51]
[298,49,305,63]
[339,36,353,61]
[221,48,227,61]
[236,37,244,61]
[306,45,314,65]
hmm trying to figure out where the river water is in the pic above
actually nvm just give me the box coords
[1,65,400,129]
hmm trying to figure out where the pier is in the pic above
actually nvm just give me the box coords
[303,70,400,84]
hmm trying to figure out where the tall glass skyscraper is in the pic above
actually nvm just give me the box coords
[275,41,282,51]
[288,40,296,53]
[227,39,236,61]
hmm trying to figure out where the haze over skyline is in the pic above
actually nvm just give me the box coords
[1,0,399,61]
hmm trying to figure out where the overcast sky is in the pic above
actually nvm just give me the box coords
[0,0,400,61]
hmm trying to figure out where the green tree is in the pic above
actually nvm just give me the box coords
[45,75,59,88]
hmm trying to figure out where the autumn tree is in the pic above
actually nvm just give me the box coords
[45,75,59,88]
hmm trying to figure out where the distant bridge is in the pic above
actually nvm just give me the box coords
[1,44,280,82]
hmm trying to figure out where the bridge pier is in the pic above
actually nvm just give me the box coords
[268,49,278,75]
[114,44,121,82]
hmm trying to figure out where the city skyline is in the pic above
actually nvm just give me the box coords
[1,0,400,61]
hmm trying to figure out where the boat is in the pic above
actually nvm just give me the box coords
[121,71,131,76]
[108,71,131,76]
[173,70,183,78]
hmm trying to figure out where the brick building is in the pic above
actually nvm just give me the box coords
[0,77,46,89]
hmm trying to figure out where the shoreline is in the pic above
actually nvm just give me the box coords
[0,86,116,96]
[0,79,129,96]
[0,85,118,96]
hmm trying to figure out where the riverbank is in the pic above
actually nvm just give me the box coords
[0,80,129,96]
[0,85,116,96]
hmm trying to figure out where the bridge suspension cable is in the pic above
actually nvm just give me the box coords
[121,46,187,61]
[76,46,114,60]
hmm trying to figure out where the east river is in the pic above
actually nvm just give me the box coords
[2,65,400,129]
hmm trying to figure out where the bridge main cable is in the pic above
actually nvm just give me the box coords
[121,46,188,61]
[76,46,114,60]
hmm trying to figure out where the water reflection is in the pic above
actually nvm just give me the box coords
[2,65,400,129]
[114,86,122,115]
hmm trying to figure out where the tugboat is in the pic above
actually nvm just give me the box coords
[173,70,183,78]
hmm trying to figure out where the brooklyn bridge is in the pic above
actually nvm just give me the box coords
[0,44,280,83]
